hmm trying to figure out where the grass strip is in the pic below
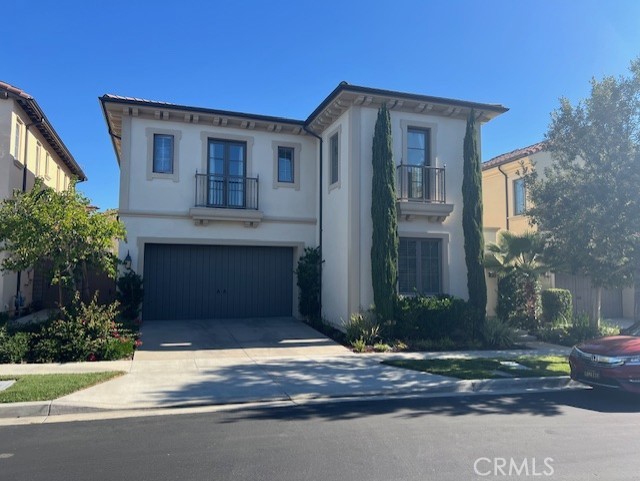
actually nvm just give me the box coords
[382,355,569,380]
[0,371,124,403]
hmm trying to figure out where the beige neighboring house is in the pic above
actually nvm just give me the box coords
[0,81,86,314]
[482,142,635,320]
[101,82,507,325]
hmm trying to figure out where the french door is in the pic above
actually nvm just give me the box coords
[207,139,246,208]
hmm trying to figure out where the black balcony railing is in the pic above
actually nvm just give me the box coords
[195,173,259,210]
[396,164,446,203]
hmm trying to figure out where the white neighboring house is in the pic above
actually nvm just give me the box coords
[0,81,86,314]
[101,82,506,325]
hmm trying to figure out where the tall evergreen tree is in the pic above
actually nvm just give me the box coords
[371,104,398,321]
[462,109,487,322]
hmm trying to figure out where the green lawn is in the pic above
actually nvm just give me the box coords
[382,355,569,380]
[0,372,124,403]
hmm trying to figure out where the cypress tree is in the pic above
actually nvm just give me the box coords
[462,109,487,324]
[371,104,398,321]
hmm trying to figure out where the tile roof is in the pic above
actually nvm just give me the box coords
[482,141,548,170]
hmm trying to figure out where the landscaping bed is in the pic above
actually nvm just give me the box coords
[382,355,569,380]
[0,372,124,403]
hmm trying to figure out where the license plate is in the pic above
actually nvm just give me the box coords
[583,370,600,380]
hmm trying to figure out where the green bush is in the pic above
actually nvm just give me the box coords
[0,327,31,363]
[541,289,573,325]
[536,314,619,347]
[394,294,478,342]
[497,272,541,330]
[407,337,456,352]
[351,338,367,353]
[373,343,392,353]
[116,271,144,320]
[32,294,131,363]
[295,247,321,321]
[345,311,381,344]
[482,317,515,349]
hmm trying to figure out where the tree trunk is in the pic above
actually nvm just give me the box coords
[591,286,602,330]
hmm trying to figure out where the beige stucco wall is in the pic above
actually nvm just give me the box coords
[118,113,319,319]
[0,97,75,313]
[320,106,475,327]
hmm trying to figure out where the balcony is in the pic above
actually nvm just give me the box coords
[396,164,454,222]
[189,173,263,227]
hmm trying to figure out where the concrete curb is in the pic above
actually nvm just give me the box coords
[0,376,582,420]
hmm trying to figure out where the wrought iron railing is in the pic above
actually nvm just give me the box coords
[396,164,446,203]
[195,173,259,210]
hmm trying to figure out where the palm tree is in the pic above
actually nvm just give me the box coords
[485,231,548,329]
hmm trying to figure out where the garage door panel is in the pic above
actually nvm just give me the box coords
[143,244,293,321]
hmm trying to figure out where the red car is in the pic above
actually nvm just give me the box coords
[570,323,640,393]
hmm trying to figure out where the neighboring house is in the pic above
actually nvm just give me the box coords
[482,142,635,319]
[0,81,87,314]
[101,82,507,325]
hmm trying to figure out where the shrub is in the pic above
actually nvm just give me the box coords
[497,272,541,330]
[0,311,9,325]
[351,338,367,353]
[394,294,478,342]
[482,317,515,349]
[295,247,321,321]
[345,311,381,345]
[0,327,31,363]
[373,343,392,353]
[116,270,144,321]
[536,314,619,347]
[541,289,573,325]
[32,293,131,363]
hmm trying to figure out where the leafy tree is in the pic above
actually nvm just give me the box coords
[526,59,640,328]
[0,179,126,307]
[370,104,398,321]
[462,109,487,325]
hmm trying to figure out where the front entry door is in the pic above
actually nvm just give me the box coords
[207,139,246,208]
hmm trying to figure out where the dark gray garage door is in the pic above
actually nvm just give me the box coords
[143,244,293,320]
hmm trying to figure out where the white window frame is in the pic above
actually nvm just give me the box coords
[35,142,42,177]
[44,152,51,179]
[272,141,301,190]
[13,118,23,166]
[145,128,182,182]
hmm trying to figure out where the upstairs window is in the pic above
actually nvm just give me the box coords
[44,153,51,178]
[153,134,174,174]
[329,132,339,186]
[277,146,294,183]
[35,143,42,176]
[13,119,23,162]
[514,178,526,215]
[407,127,430,166]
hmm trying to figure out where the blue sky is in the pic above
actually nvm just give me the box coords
[2,0,639,209]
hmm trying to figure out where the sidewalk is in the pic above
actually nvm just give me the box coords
[0,341,578,422]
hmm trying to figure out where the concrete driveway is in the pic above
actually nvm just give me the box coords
[53,318,455,411]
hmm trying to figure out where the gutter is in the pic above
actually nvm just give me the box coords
[303,126,323,320]
[497,164,510,231]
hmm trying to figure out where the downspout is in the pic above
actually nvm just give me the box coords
[303,126,323,319]
[497,164,510,231]
[16,118,43,312]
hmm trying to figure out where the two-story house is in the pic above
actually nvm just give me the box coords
[101,82,506,325]
[0,81,86,314]
[482,142,635,320]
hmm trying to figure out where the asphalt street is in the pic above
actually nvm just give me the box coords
[1,390,640,481]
